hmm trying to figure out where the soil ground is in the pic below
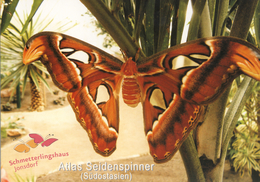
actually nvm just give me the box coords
[1,79,252,182]
[1,79,69,113]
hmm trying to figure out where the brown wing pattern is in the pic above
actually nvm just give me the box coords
[23,32,260,163]
[139,37,260,104]
[138,37,260,162]
[23,32,123,156]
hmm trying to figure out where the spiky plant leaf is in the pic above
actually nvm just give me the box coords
[1,0,20,33]
[21,0,44,34]
[1,7,76,106]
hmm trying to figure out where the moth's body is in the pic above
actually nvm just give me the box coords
[121,58,142,107]
[23,32,260,163]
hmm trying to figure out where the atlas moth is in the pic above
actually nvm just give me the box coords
[23,31,260,163]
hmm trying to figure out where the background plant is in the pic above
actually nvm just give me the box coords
[79,1,260,181]
[227,81,260,177]
[1,115,25,139]
[13,172,36,182]
[1,1,76,111]
[1,0,260,181]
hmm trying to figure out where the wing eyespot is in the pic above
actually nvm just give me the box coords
[164,152,171,159]
[182,127,188,137]
[153,154,158,160]
[104,148,110,155]
[175,139,180,147]
[80,117,86,126]
[188,116,195,126]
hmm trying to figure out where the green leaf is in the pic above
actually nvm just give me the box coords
[180,134,206,182]
[20,0,44,34]
[33,68,52,93]
[1,63,23,89]
[8,75,21,100]
[156,0,174,52]
[187,0,207,41]
[19,64,28,80]
[29,66,40,91]
[171,0,189,46]
[21,71,29,98]
[1,0,19,34]
[254,1,260,46]
[144,0,155,56]
[212,0,229,36]
[32,61,49,74]
[207,0,216,28]
[222,77,256,158]
[230,0,259,39]
[81,0,142,59]
[37,15,54,32]
[133,0,146,41]
[121,0,134,35]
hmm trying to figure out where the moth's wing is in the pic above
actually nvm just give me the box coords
[137,37,260,163]
[67,75,122,156]
[23,32,123,156]
[143,91,203,163]
[177,38,260,104]
[139,36,260,104]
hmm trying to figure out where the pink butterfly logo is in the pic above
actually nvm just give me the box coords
[29,133,58,147]
[14,133,58,153]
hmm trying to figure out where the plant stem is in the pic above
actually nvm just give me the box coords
[16,83,21,108]
[187,0,206,41]
[80,0,145,60]
[180,134,205,182]
[213,0,229,36]
[221,77,256,163]
[230,0,259,39]
[221,0,259,170]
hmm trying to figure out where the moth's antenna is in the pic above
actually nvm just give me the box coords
[120,48,141,62]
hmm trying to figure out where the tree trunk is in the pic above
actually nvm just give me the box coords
[29,75,45,111]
